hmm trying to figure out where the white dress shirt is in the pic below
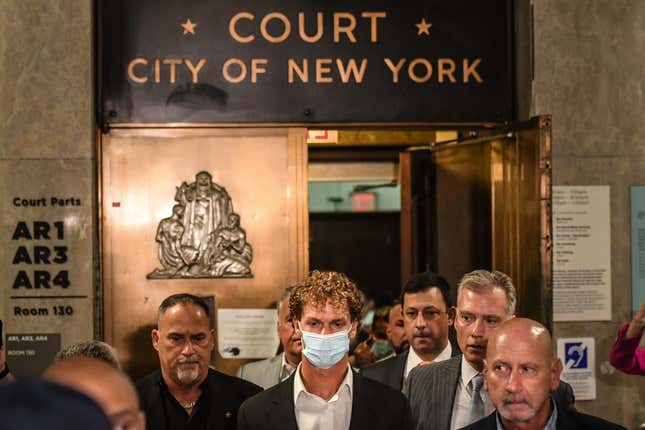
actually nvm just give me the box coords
[293,364,353,430]
[404,341,452,379]
[280,353,296,381]
[449,355,495,430]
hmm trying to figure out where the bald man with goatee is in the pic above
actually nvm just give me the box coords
[461,318,625,430]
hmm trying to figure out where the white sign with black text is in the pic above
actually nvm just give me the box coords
[553,186,611,321]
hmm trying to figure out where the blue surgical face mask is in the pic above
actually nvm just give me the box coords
[299,324,350,369]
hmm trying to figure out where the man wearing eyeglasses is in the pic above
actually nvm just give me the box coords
[362,271,459,391]
[136,293,261,430]
[405,270,575,430]
[237,270,412,430]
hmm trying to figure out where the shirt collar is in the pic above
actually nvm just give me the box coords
[405,341,452,377]
[280,353,296,380]
[460,355,482,387]
[495,398,558,430]
[293,362,353,404]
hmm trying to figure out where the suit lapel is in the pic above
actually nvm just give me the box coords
[435,356,461,430]
[392,350,408,390]
[267,374,299,430]
[349,372,373,430]
[269,354,283,386]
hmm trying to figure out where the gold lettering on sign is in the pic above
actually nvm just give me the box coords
[298,12,323,43]
[251,59,268,83]
[463,59,482,83]
[361,12,386,42]
[438,58,456,83]
[222,58,246,83]
[260,12,291,43]
[288,59,308,83]
[163,59,182,84]
[154,59,161,83]
[185,59,206,83]
[333,13,357,43]
[230,12,255,43]
[316,59,333,83]
[384,58,406,83]
[127,58,148,83]
[337,59,368,83]
[408,58,432,83]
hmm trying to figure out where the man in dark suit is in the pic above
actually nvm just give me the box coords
[406,270,575,430]
[461,318,625,430]
[238,270,412,430]
[362,272,459,391]
[136,293,261,430]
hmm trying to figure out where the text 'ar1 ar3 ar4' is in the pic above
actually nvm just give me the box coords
[10,221,69,289]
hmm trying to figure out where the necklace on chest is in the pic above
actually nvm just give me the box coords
[180,400,197,409]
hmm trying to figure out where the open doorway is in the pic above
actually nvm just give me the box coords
[307,116,552,326]
[308,155,402,306]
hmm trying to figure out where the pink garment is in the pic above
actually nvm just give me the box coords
[610,323,645,375]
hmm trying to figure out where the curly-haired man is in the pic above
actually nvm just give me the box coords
[238,270,412,430]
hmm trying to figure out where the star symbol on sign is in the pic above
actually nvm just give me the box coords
[416,18,432,36]
[181,19,197,35]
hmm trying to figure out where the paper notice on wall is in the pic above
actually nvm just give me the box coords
[630,186,645,317]
[553,186,611,321]
[557,337,596,400]
[217,308,279,359]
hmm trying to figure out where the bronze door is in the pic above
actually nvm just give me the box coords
[400,116,552,325]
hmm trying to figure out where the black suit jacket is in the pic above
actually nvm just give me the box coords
[136,368,261,430]
[460,402,626,430]
[237,369,412,430]
[405,355,577,430]
[361,350,409,391]
[362,340,461,392]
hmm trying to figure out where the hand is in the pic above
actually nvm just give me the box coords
[626,302,645,339]
[352,341,375,368]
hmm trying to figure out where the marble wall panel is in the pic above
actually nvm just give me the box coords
[534,1,645,427]
[0,0,93,160]
[0,159,94,375]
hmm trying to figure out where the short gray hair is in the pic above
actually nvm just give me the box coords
[55,340,120,370]
[457,270,516,316]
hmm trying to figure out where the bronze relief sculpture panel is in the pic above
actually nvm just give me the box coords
[148,171,253,279]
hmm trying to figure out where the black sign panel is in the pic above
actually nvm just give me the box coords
[7,333,61,377]
[99,1,513,124]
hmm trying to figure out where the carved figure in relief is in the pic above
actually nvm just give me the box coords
[148,171,252,279]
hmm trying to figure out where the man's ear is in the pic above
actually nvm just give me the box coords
[152,329,160,351]
[550,358,563,391]
[447,307,456,326]
[483,358,489,389]
[349,321,359,340]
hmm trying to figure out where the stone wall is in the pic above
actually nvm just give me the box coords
[533,1,645,427]
[0,0,96,373]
